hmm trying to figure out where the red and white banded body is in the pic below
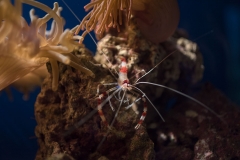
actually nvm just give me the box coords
[118,58,129,88]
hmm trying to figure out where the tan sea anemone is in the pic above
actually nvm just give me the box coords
[0,0,94,91]
[75,0,132,42]
[76,0,179,44]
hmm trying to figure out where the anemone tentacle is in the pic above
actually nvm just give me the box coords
[0,0,94,92]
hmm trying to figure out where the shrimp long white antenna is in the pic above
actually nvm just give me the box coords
[98,87,122,109]
[63,108,98,137]
[128,84,165,122]
[63,87,122,136]
[136,82,226,124]
[111,89,126,126]
[62,0,119,81]
[61,0,97,45]
[97,89,126,150]
[134,29,215,84]
[134,50,177,84]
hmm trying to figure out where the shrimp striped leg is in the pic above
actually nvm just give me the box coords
[135,96,147,129]
[96,85,119,128]
[97,93,109,126]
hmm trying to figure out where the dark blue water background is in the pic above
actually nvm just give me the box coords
[0,0,239,159]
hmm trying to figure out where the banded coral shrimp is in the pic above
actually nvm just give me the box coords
[92,31,229,149]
